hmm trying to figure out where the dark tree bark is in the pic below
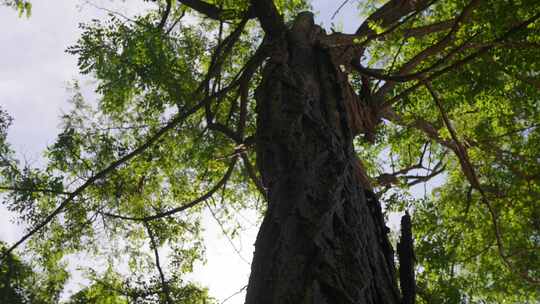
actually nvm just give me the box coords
[398,212,416,304]
[245,12,400,304]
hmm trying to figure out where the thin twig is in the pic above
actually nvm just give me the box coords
[101,157,237,222]
[220,284,247,304]
[144,222,172,304]
[205,199,250,265]
[331,0,350,20]
[82,0,136,23]
[0,186,71,195]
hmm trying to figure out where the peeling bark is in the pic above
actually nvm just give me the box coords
[245,12,399,304]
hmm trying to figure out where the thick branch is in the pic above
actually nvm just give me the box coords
[177,0,225,20]
[249,0,286,38]
[355,0,434,36]
[403,19,454,38]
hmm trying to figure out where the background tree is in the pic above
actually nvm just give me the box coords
[0,241,67,304]
[0,0,539,303]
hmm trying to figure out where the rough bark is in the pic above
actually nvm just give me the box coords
[245,12,399,304]
[398,212,416,304]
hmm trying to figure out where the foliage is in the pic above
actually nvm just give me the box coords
[0,241,67,304]
[64,266,212,304]
[1,0,31,17]
[353,0,540,301]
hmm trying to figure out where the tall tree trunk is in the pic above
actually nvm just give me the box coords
[245,12,400,304]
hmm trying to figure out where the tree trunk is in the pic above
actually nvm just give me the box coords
[245,12,400,304]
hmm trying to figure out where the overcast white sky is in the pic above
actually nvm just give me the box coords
[0,1,364,303]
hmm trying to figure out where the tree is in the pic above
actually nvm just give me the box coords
[1,0,539,303]
[0,241,67,304]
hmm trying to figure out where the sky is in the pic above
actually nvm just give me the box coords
[0,0,374,303]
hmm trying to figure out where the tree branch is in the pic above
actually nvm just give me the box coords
[425,82,478,188]
[381,11,540,110]
[382,109,454,148]
[101,157,237,222]
[425,82,540,285]
[487,56,540,90]
[205,16,250,90]
[331,0,350,21]
[205,199,250,265]
[376,0,481,97]
[144,222,172,304]
[405,162,445,187]
[0,107,201,262]
[0,77,241,261]
[249,0,286,38]
[240,153,266,200]
[355,0,435,36]
[320,3,429,49]
[220,284,248,304]
[403,19,454,38]
[177,0,226,20]
[0,186,71,195]
[157,0,172,29]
